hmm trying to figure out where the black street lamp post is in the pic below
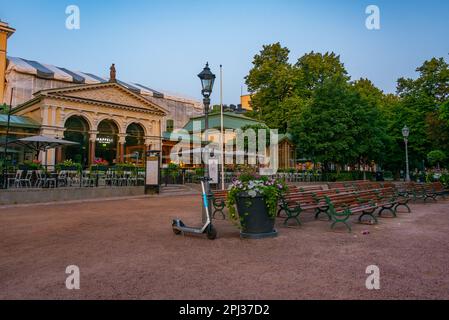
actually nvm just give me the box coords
[198,62,216,223]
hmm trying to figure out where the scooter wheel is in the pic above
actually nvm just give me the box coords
[172,221,182,235]
[206,225,217,240]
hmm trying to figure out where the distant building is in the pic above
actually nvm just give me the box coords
[0,21,203,168]
[164,112,296,168]
[240,94,252,111]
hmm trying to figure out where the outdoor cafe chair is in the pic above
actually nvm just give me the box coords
[126,171,138,186]
[35,170,45,188]
[81,171,95,187]
[8,170,23,188]
[68,171,81,187]
[57,170,68,187]
[137,171,145,186]
[46,172,57,188]
[20,170,33,188]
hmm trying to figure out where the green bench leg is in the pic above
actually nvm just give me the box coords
[277,206,285,217]
[330,220,352,233]
[315,207,331,221]
[395,202,411,213]
[358,209,378,224]
[212,200,226,220]
[378,205,397,218]
[212,208,226,220]
[330,209,352,232]
[283,208,302,226]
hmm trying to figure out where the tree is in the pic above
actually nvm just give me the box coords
[351,79,389,172]
[245,43,449,174]
[294,51,349,97]
[289,76,360,170]
[427,150,446,169]
[397,57,449,104]
[245,43,295,132]
[394,57,449,170]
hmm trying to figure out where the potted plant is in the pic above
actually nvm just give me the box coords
[226,168,287,239]
[22,159,42,170]
[91,158,109,172]
[56,159,82,172]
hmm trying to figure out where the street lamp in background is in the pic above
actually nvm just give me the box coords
[198,62,216,222]
[402,125,410,182]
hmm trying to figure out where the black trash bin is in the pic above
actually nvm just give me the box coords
[375,171,384,182]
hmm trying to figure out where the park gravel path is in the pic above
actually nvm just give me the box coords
[0,195,448,299]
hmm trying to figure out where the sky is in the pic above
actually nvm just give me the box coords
[1,0,449,104]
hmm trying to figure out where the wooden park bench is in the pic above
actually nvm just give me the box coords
[324,193,378,232]
[423,183,438,202]
[432,182,448,199]
[407,183,437,202]
[327,180,368,189]
[211,190,228,219]
[278,192,323,226]
[278,188,358,226]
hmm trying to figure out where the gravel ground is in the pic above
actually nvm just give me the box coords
[0,195,448,300]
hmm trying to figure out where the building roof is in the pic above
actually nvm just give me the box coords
[183,112,266,132]
[6,56,202,107]
[0,114,41,129]
[278,133,294,143]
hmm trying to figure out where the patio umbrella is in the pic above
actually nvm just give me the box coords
[0,147,20,153]
[0,135,79,168]
[1,135,78,157]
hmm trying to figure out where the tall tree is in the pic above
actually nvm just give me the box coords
[395,57,449,170]
[351,79,388,170]
[294,51,349,97]
[289,76,359,169]
[245,43,294,132]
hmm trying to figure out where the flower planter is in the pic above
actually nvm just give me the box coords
[235,193,278,239]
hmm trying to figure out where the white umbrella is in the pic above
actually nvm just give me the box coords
[1,135,78,166]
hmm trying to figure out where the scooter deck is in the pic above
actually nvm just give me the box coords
[175,226,205,234]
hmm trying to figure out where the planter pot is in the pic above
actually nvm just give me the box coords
[235,193,277,239]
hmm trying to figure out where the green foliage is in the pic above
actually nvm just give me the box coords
[245,42,295,132]
[245,43,449,174]
[427,150,446,166]
[322,171,374,182]
[439,100,449,124]
[115,162,137,172]
[439,172,449,188]
[194,167,204,177]
[167,163,180,178]
[56,159,82,172]
[22,160,42,170]
[0,103,9,114]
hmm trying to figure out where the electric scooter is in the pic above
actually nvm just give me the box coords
[172,177,217,240]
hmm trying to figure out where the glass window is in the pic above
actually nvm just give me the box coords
[166,119,174,133]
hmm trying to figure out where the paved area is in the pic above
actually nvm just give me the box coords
[1,194,448,299]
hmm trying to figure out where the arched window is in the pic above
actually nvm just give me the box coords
[96,119,119,165]
[125,123,145,166]
[63,116,90,167]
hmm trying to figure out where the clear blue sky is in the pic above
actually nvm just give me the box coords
[1,0,448,104]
